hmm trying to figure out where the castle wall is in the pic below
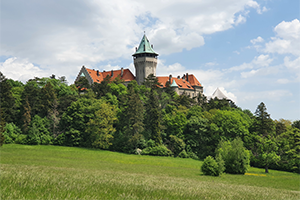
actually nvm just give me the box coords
[134,57,157,85]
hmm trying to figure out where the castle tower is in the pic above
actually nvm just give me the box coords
[132,34,159,85]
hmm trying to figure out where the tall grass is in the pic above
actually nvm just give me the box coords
[1,144,299,199]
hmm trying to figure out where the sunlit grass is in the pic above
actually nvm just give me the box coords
[1,144,299,199]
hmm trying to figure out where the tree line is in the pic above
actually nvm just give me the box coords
[1,72,299,173]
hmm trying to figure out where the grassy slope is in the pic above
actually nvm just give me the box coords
[1,144,299,199]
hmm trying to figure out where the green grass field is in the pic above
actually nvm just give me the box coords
[1,144,299,199]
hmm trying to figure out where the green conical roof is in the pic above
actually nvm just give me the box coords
[132,35,158,56]
[170,79,178,87]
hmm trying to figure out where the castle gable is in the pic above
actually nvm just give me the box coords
[77,66,135,84]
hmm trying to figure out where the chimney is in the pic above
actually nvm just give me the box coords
[111,70,114,77]
[177,75,180,79]
[135,47,137,51]
[151,44,153,48]
[121,67,124,77]
[97,70,99,76]
[169,74,172,83]
[182,74,186,80]
[186,73,189,82]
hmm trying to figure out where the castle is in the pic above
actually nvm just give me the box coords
[75,34,203,98]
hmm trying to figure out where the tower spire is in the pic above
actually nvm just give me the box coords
[133,34,159,85]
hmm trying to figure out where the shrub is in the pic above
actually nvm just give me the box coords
[53,133,65,146]
[142,145,173,156]
[201,156,222,176]
[3,123,22,144]
[178,150,188,158]
[216,138,250,174]
[168,135,186,157]
[15,134,27,144]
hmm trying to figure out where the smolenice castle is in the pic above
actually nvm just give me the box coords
[75,34,229,100]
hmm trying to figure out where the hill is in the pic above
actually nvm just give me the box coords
[1,144,299,199]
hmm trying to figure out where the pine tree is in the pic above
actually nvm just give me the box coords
[254,102,275,136]
[22,96,31,133]
[40,82,57,118]
[0,72,16,123]
[144,89,162,145]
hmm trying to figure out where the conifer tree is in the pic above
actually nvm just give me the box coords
[0,72,16,123]
[144,89,162,145]
[253,102,275,136]
[22,96,31,133]
[40,82,57,118]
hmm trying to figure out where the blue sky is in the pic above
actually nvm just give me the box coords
[1,0,299,121]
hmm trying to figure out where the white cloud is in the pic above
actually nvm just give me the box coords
[1,0,265,81]
[0,57,48,83]
[246,0,268,14]
[284,56,300,81]
[229,54,273,71]
[250,36,264,44]
[277,79,290,84]
[264,19,300,56]
[239,90,293,102]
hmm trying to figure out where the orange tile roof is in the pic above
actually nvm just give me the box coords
[86,68,135,83]
[188,74,202,87]
[157,76,201,90]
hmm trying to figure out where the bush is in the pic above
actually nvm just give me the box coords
[178,150,189,158]
[141,145,173,156]
[216,138,250,174]
[201,156,222,176]
[168,135,186,157]
[15,134,27,144]
[3,123,22,144]
[53,133,65,146]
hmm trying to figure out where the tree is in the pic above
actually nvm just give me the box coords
[256,135,280,173]
[163,106,187,139]
[167,135,186,157]
[40,82,57,118]
[201,156,224,176]
[215,138,250,174]
[184,115,209,158]
[292,120,300,130]
[86,102,117,149]
[92,75,111,98]
[119,86,144,152]
[142,74,160,90]
[22,96,31,133]
[75,76,90,93]
[144,89,162,145]
[0,72,16,123]
[60,98,111,147]
[253,102,275,137]
[27,115,52,145]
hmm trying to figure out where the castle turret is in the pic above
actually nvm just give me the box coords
[132,34,159,85]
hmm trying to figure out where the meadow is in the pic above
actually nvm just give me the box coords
[1,144,299,199]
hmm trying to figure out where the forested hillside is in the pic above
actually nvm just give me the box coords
[1,72,299,173]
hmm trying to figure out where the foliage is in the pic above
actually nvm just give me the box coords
[141,145,173,156]
[27,115,52,145]
[184,115,209,158]
[86,102,117,149]
[178,150,189,158]
[216,138,250,174]
[201,156,223,176]
[163,107,187,139]
[144,89,162,144]
[2,123,23,144]
[255,135,281,173]
[252,102,275,137]
[167,135,186,157]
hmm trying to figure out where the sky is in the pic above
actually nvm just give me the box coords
[1,0,299,121]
